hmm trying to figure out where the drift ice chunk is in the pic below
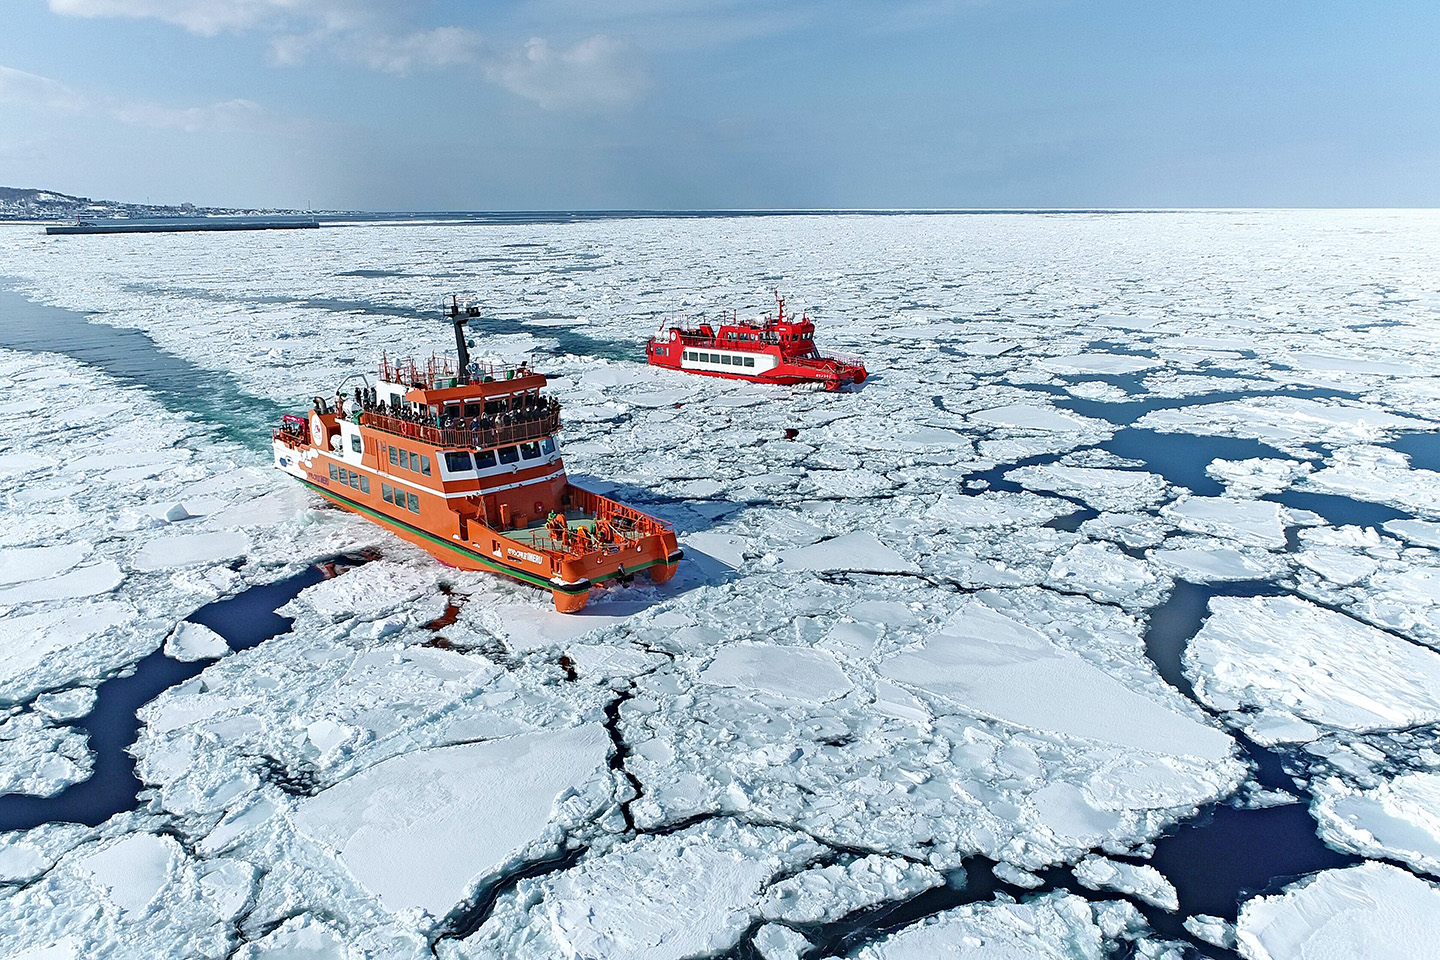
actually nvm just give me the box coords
[1006,464,1169,512]
[753,924,812,960]
[1150,542,1283,582]
[970,403,1105,433]
[1384,519,1440,548]
[281,559,429,621]
[1038,353,1161,375]
[1139,398,1428,450]
[234,915,349,960]
[293,725,608,917]
[856,892,1104,959]
[0,600,132,697]
[1074,855,1178,911]
[759,855,942,924]
[80,834,178,916]
[545,820,823,960]
[131,532,251,572]
[926,492,1073,529]
[701,644,853,702]
[475,601,648,652]
[1303,445,1440,519]
[1186,596,1440,736]
[0,561,123,605]
[879,601,1232,761]
[1313,772,1440,877]
[774,531,919,574]
[1207,458,1312,497]
[1162,496,1287,549]
[1184,914,1236,949]
[0,543,90,585]
[1237,863,1440,960]
[163,622,228,662]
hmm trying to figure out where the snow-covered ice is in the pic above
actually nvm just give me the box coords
[4,211,1440,957]
[1312,772,1440,878]
[880,601,1233,761]
[1186,595,1440,740]
[163,622,229,661]
[1236,863,1440,960]
[294,726,610,918]
[855,892,1105,959]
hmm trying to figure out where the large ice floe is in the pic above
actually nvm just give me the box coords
[3,210,1440,957]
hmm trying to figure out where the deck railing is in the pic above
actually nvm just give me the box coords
[379,354,537,391]
[272,428,308,449]
[360,408,560,450]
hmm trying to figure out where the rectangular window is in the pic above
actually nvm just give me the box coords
[399,448,410,470]
[406,492,419,513]
[683,350,692,361]
[388,446,397,466]
[519,441,540,460]
[445,451,473,472]
[338,467,349,484]
[350,435,361,453]
[477,449,497,469]
[464,403,480,417]
[329,464,338,481]
[744,357,755,367]
[540,437,556,456]
[390,393,401,407]
[360,476,369,494]
[498,446,519,465]
[382,483,393,504]
[721,355,732,365]
[349,472,360,490]
[420,456,431,476]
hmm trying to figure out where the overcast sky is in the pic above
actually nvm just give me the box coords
[1,0,1436,210]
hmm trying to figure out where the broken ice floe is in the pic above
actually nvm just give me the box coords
[1236,863,1440,960]
[1185,595,1440,741]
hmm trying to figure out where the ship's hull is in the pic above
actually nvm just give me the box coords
[646,354,865,390]
[277,438,680,612]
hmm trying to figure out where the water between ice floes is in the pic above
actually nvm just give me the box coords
[0,285,282,448]
[0,282,1422,956]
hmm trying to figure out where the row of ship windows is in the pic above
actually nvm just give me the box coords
[329,463,419,514]
[382,483,421,513]
[382,443,432,476]
[442,437,556,474]
[685,351,756,367]
[329,463,370,494]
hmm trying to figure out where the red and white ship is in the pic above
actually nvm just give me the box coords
[645,293,867,391]
[272,300,682,613]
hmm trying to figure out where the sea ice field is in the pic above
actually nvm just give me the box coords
[1,210,1440,958]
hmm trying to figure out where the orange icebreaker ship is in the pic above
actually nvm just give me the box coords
[646,292,866,391]
[272,300,682,612]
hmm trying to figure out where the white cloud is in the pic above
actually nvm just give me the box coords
[1,63,271,133]
[45,0,649,109]
[484,35,647,111]
[46,0,366,37]
[272,25,482,75]
[108,97,265,132]
[0,65,87,111]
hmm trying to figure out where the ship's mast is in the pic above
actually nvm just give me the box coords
[447,295,475,385]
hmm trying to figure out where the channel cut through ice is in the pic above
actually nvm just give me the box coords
[1,210,1440,958]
